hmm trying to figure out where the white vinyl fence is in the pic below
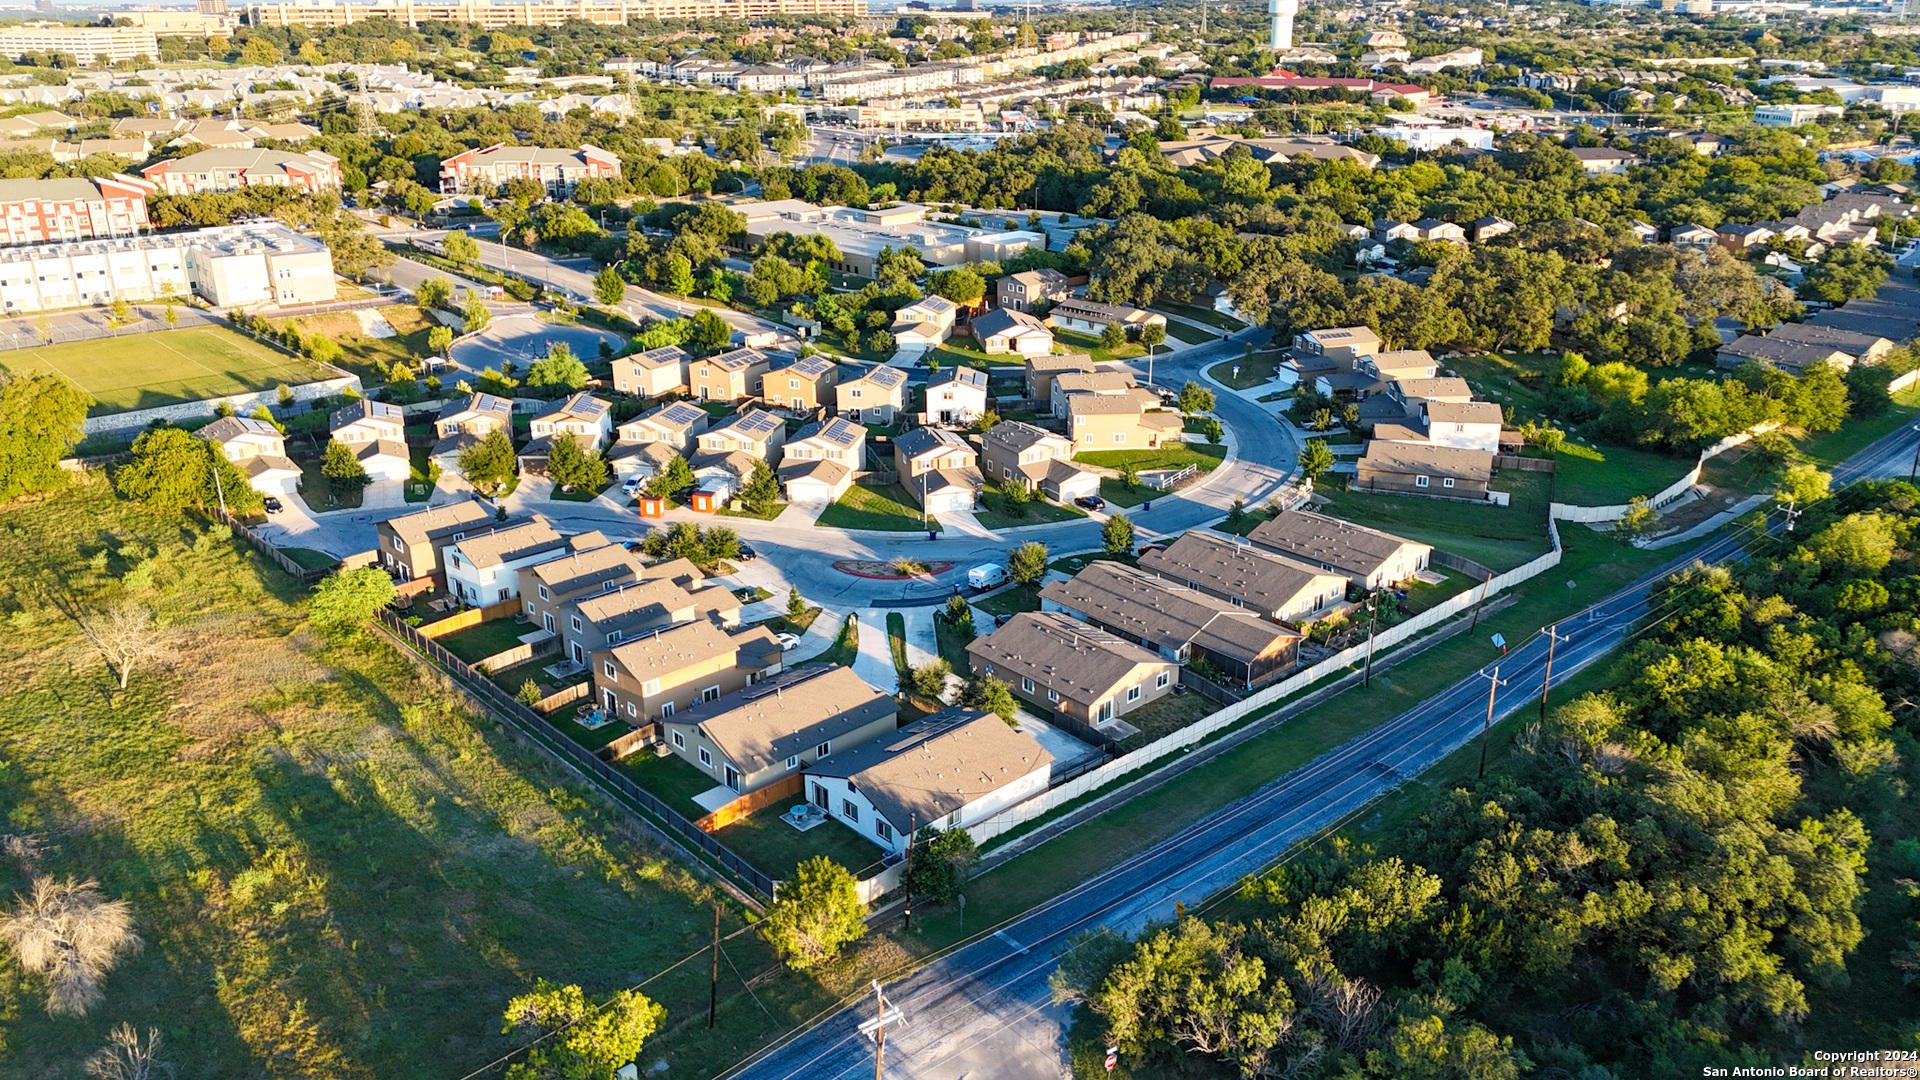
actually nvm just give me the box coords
[1549,422,1780,524]
[964,518,1566,850]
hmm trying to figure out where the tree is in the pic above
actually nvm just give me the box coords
[107,297,132,327]
[1297,438,1335,483]
[1201,418,1223,445]
[740,458,781,514]
[1103,512,1135,557]
[1119,462,1141,490]
[462,294,491,334]
[763,857,866,971]
[308,566,397,631]
[84,1023,166,1080]
[428,325,454,357]
[691,308,731,356]
[458,428,516,493]
[78,602,170,692]
[525,348,590,393]
[115,427,260,515]
[994,478,1031,517]
[943,594,975,637]
[321,437,369,490]
[645,454,695,498]
[594,265,626,306]
[305,334,342,368]
[1099,321,1127,350]
[547,432,609,493]
[787,588,808,620]
[0,876,140,1017]
[908,658,952,701]
[961,674,1019,724]
[501,980,665,1080]
[163,304,177,326]
[443,230,479,267]
[664,253,697,297]
[929,265,986,306]
[1617,495,1661,540]
[415,275,453,311]
[0,371,90,501]
[239,35,281,65]
[1007,541,1048,588]
[1138,323,1166,351]
[1776,462,1831,507]
[1176,381,1214,414]
[906,828,978,904]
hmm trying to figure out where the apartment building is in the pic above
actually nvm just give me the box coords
[0,26,158,64]
[141,148,342,195]
[0,222,336,314]
[253,0,869,31]
[0,175,154,247]
[438,143,622,196]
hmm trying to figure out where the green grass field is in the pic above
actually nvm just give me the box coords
[814,483,942,532]
[0,326,339,416]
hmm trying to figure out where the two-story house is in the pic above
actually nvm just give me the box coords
[1292,326,1382,381]
[327,399,410,483]
[970,307,1055,356]
[515,541,643,662]
[1050,371,1139,419]
[764,354,839,416]
[1065,389,1182,453]
[890,295,960,358]
[997,267,1074,313]
[1418,399,1504,452]
[661,665,897,797]
[780,416,867,505]
[978,420,1100,503]
[445,521,604,607]
[196,415,301,495]
[696,409,787,463]
[924,366,990,427]
[1137,531,1349,626]
[590,620,783,725]
[432,392,514,468]
[894,426,981,514]
[564,576,742,666]
[1025,354,1096,411]
[688,348,774,404]
[616,345,690,398]
[376,500,515,583]
[833,364,909,425]
[519,392,614,474]
[967,611,1180,726]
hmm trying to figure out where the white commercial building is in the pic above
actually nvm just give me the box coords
[0,222,337,315]
[0,26,159,65]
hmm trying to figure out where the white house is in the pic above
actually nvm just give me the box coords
[528,392,613,452]
[328,399,410,483]
[923,366,991,427]
[780,416,867,505]
[890,295,960,358]
[443,519,577,606]
[1421,400,1504,452]
[802,708,1054,854]
[196,415,302,496]
[970,307,1055,357]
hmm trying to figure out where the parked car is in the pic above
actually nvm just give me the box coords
[262,496,283,515]
[1074,495,1105,512]
[621,477,642,496]
[993,612,1014,627]
[735,543,758,562]
[776,632,801,651]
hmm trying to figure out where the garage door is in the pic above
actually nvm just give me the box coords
[927,490,973,514]
[787,481,832,505]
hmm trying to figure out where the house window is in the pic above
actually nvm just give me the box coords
[570,616,582,632]
[603,662,617,679]
[789,379,799,389]
[1443,477,1455,489]
[786,755,798,769]
[1127,685,1141,703]
[817,741,832,758]
[1113,433,1126,444]
[1157,671,1170,688]
[1021,677,1033,693]
[1415,475,1430,487]
[391,535,404,552]
[671,730,685,749]
[627,701,637,717]
[698,747,711,767]
[850,389,863,399]
[841,799,859,822]
[703,686,720,703]
[1048,688,1059,703]
[661,702,674,718]
[526,601,535,616]
[538,585,549,600]
[875,819,893,843]
[643,679,660,695]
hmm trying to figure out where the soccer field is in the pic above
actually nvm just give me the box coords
[0,326,340,415]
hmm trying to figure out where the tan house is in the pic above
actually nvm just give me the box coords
[781,416,867,505]
[1065,390,1182,453]
[617,345,690,398]
[433,392,514,466]
[1248,509,1433,591]
[894,426,981,514]
[1355,442,1495,498]
[1137,531,1349,626]
[979,420,1101,503]
[696,409,787,463]
[516,542,643,661]
[1040,561,1301,688]
[967,611,1179,725]
[764,354,839,415]
[661,665,898,796]
[889,295,961,357]
[609,400,709,479]
[520,392,614,473]
[689,347,774,404]
[376,501,513,583]
[196,415,302,495]
[1051,371,1138,420]
[590,621,783,725]
[1294,326,1381,370]
[997,267,1074,313]
[834,364,909,425]
[1026,354,1096,410]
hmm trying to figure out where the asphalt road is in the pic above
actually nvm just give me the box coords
[719,418,1920,1080]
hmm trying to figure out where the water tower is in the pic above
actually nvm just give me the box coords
[1268,0,1298,50]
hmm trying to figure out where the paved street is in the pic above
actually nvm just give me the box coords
[717,418,1920,1080]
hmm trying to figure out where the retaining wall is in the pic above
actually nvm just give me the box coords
[961,519,1566,849]
[84,373,363,434]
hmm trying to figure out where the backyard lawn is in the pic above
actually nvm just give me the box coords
[1315,472,1555,572]
[276,546,336,570]
[1056,329,1146,363]
[814,483,941,531]
[713,808,886,882]
[0,325,337,416]
[618,748,721,818]
[297,461,363,512]
[432,615,534,665]
[1156,302,1245,331]
[1112,692,1216,751]
[1074,442,1227,473]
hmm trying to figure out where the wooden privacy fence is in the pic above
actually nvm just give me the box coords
[474,637,556,674]
[377,611,779,899]
[695,774,804,833]
[959,518,1568,850]
[531,681,590,715]
[414,597,522,639]
[1494,454,1556,473]
[215,508,335,586]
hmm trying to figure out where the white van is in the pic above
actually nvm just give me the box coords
[967,563,1008,590]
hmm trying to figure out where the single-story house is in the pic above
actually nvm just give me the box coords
[1354,441,1495,498]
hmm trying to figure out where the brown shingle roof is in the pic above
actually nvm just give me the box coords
[1137,532,1346,615]
[1039,561,1298,666]
[1247,509,1431,582]
[966,611,1170,706]
[688,665,895,775]
[804,708,1052,832]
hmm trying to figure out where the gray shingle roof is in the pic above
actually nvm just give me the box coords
[690,666,895,776]
[803,708,1052,833]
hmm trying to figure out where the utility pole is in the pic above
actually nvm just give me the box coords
[1538,625,1570,722]
[902,816,915,933]
[1362,589,1381,687]
[1467,569,1494,632]
[1476,666,1507,780]
[211,462,228,518]
[708,905,720,1029]
[1782,498,1802,534]
[1908,423,1919,482]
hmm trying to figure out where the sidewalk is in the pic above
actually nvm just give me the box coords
[850,613,897,694]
